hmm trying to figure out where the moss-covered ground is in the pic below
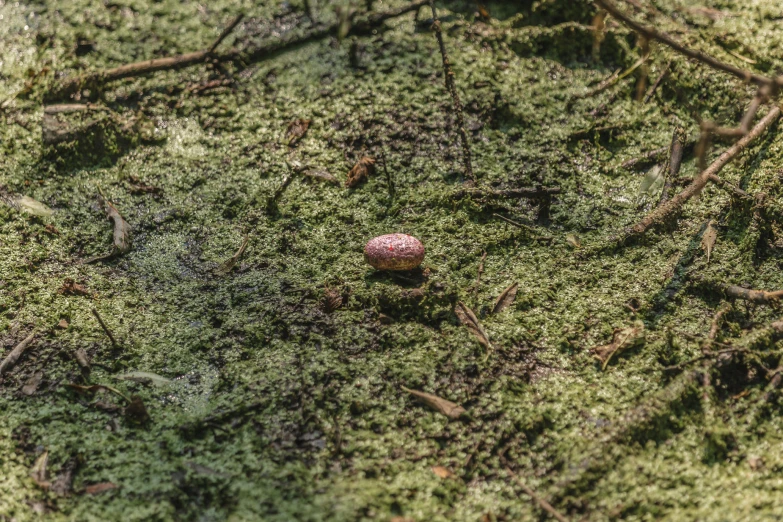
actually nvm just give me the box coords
[3,0,783,520]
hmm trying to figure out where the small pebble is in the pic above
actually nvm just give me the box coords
[364,233,425,271]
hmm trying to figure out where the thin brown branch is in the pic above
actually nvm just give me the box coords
[92,308,119,349]
[505,468,569,522]
[594,0,773,88]
[712,282,783,304]
[0,332,35,376]
[643,61,671,103]
[50,1,427,99]
[658,126,687,205]
[206,14,244,55]
[615,105,780,245]
[429,1,475,184]
[708,303,731,341]
[706,173,751,200]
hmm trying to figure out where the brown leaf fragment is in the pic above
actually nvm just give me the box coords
[86,192,131,263]
[285,118,311,146]
[124,395,150,424]
[50,457,79,496]
[455,301,492,350]
[303,169,340,185]
[22,372,44,395]
[701,220,717,263]
[0,332,35,376]
[216,235,249,275]
[30,451,50,490]
[431,465,454,479]
[592,321,645,370]
[401,386,467,420]
[84,482,118,495]
[58,278,89,296]
[345,157,375,188]
[57,319,69,329]
[492,282,518,314]
[323,288,343,313]
[74,348,91,372]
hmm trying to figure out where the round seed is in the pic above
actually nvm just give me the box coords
[364,234,425,271]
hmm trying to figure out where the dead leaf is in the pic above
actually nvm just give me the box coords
[701,220,717,263]
[492,283,518,314]
[30,451,50,489]
[431,465,453,479]
[17,195,54,217]
[74,348,91,372]
[565,234,581,249]
[86,191,131,263]
[303,169,340,185]
[345,157,375,188]
[124,395,150,424]
[323,288,342,313]
[57,319,69,329]
[285,118,311,146]
[455,301,492,351]
[58,278,89,296]
[84,482,118,495]
[216,235,249,275]
[401,386,467,420]
[22,371,44,395]
[592,321,645,370]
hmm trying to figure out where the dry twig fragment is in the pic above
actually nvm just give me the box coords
[0,332,35,376]
[701,220,717,263]
[216,235,249,275]
[401,386,466,420]
[592,322,645,370]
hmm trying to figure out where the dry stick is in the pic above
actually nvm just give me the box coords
[51,1,427,99]
[429,1,475,184]
[92,308,119,349]
[709,282,783,304]
[616,105,780,245]
[658,127,687,205]
[643,60,671,103]
[206,14,245,55]
[0,332,35,376]
[594,0,774,89]
[506,468,569,522]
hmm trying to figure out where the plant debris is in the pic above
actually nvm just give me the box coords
[124,395,151,424]
[86,190,132,263]
[345,157,375,188]
[455,301,492,351]
[431,466,454,479]
[16,195,54,217]
[21,372,44,395]
[285,118,311,146]
[592,322,645,370]
[0,332,35,376]
[701,220,718,263]
[30,451,50,489]
[492,283,518,314]
[401,386,467,420]
[84,482,118,495]
[216,235,249,275]
[58,278,90,296]
[303,169,340,185]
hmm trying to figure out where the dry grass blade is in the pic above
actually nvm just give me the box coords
[401,386,467,420]
[455,301,492,351]
[0,331,35,376]
[492,282,518,314]
[30,450,51,489]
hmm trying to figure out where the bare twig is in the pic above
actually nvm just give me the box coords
[658,127,687,205]
[206,14,244,55]
[506,468,569,522]
[50,1,427,99]
[0,332,35,376]
[699,280,783,304]
[643,61,671,103]
[429,1,475,184]
[615,105,780,245]
[92,308,119,349]
[594,0,774,88]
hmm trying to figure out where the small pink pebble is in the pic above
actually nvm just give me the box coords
[364,234,425,271]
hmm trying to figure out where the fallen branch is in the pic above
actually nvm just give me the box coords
[693,279,783,304]
[429,1,475,184]
[0,332,35,376]
[594,0,774,88]
[92,308,119,349]
[615,105,780,245]
[50,1,427,100]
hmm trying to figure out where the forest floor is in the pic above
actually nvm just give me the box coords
[3,0,783,520]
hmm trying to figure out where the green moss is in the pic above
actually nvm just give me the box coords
[3,0,783,520]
